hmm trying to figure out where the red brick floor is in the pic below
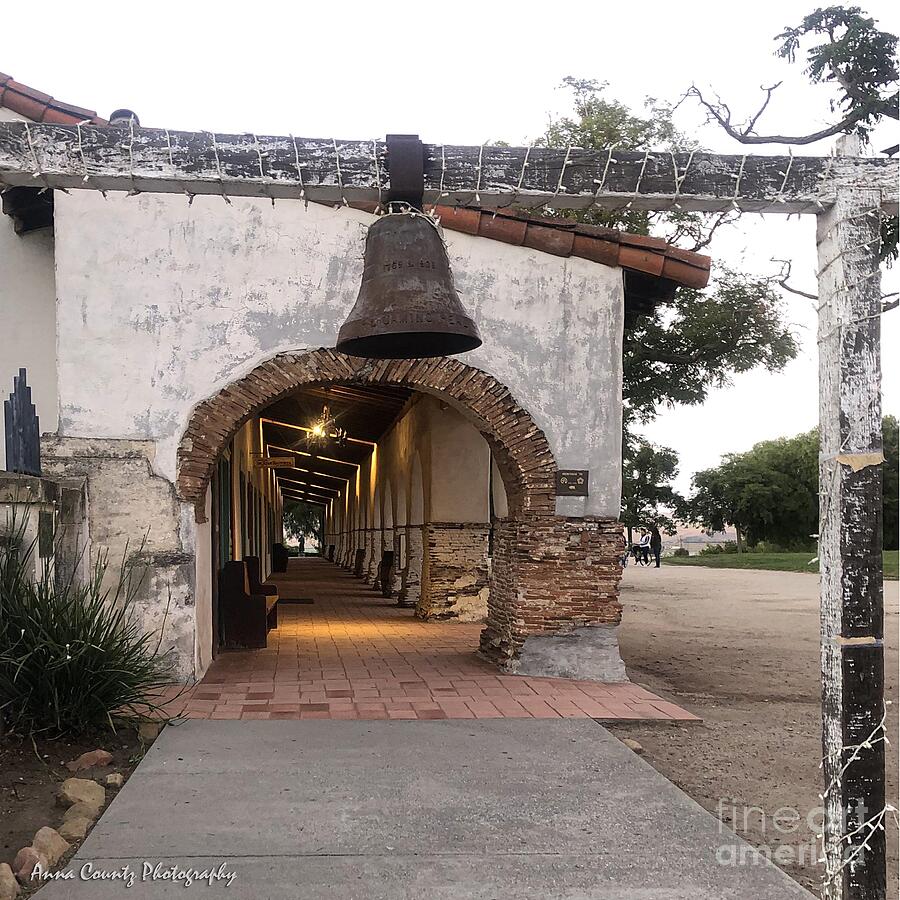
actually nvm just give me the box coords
[157,558,699,723]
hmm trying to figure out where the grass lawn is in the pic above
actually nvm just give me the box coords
[665,550,899,580]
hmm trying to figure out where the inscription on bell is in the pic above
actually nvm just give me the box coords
[383,258,438,271]
[555,470,589,496]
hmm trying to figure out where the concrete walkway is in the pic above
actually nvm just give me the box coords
[42,719,812,899]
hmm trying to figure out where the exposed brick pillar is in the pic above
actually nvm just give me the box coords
[417,523,490,621]
[480,516,626,682]
[397,525,423,609]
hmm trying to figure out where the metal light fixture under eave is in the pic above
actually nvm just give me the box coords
[335,134,482,360]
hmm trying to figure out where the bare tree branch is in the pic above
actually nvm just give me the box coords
[772,259,819,300]
[743,83,783,136]
[688,84,895,146]
[771,261,899,312]
[689,209,740,252]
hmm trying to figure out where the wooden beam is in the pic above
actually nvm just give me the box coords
[280,488,333,504]
[817,137,886,900]
[0,122,896,214]
[277,475,341,495]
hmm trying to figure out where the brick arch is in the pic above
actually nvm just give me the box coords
[177,348,556,520]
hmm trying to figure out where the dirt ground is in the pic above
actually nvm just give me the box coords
[606,565,898,895]
[0,728,147,894]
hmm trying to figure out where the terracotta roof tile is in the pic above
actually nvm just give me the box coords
[433,206,711,290]
[0,73,106,125]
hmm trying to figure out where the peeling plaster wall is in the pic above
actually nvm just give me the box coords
[40,436,198,679]
[52,192,624,516]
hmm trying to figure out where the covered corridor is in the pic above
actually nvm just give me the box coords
[161,558,697,722]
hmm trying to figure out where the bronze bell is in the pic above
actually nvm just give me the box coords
[336,211,482,358]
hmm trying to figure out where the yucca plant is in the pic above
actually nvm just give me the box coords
[0,511,177,736]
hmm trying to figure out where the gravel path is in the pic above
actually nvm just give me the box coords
[608,565,899,895]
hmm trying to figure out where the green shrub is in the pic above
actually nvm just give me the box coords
[751,539,817,554]
[700,542,739,555]
[0,517,176,736]
[672,547,690,558]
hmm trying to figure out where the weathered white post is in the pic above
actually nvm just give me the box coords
[817,134,886,900]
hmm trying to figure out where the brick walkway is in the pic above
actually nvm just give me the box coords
[160,558,698,722]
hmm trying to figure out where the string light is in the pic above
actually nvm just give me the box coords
[76,120,107,198]
[290,134,308,207]
[591,143,619,209]
[332,138,348,207]
[424,144,449,217]
[252,133,275,207]
[730,154,747,212]
[507,143,532,209]
[550,144,573,205]
[164,128,194,205]
[206,131,231,205]
[437,143,447,209]
[4,128,885,219]
[623,148,650,211]
[668,148,695,211]
[772,147,794,206]
[22,120,52,193]
[372,140,383,213]
[472,143,485,205]
[126,116,140,197]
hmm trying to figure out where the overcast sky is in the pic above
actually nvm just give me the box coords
[4,0,897,493]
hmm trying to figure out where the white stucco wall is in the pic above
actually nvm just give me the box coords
[0,215,58,470]
[51,192,624,515]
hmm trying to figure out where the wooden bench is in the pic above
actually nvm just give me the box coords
[244,555,279,605]
[220,560,278,649]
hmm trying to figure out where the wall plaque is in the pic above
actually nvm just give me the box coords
[555,470,589,496]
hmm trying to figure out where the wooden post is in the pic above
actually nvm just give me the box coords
[817,136,886,900]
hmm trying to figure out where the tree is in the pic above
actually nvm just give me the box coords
[684,418,898,550]
[686,430,820,549]
[282,501,323,549]
[623,268,799,424]
[538,79,800,526]
[620,436,681,544]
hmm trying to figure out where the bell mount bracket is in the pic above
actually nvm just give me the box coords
[385,134,424,210]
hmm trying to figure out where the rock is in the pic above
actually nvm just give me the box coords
[12,847,46,885]
[621,738,644,755]
[62,800,103,824]
[0,863,20,899]
[65,749,113,772]
[105,772,125,788]
[32,827,70,867]
[57,778,105,809]
[138,721,162,742]
[59,817,92,842]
